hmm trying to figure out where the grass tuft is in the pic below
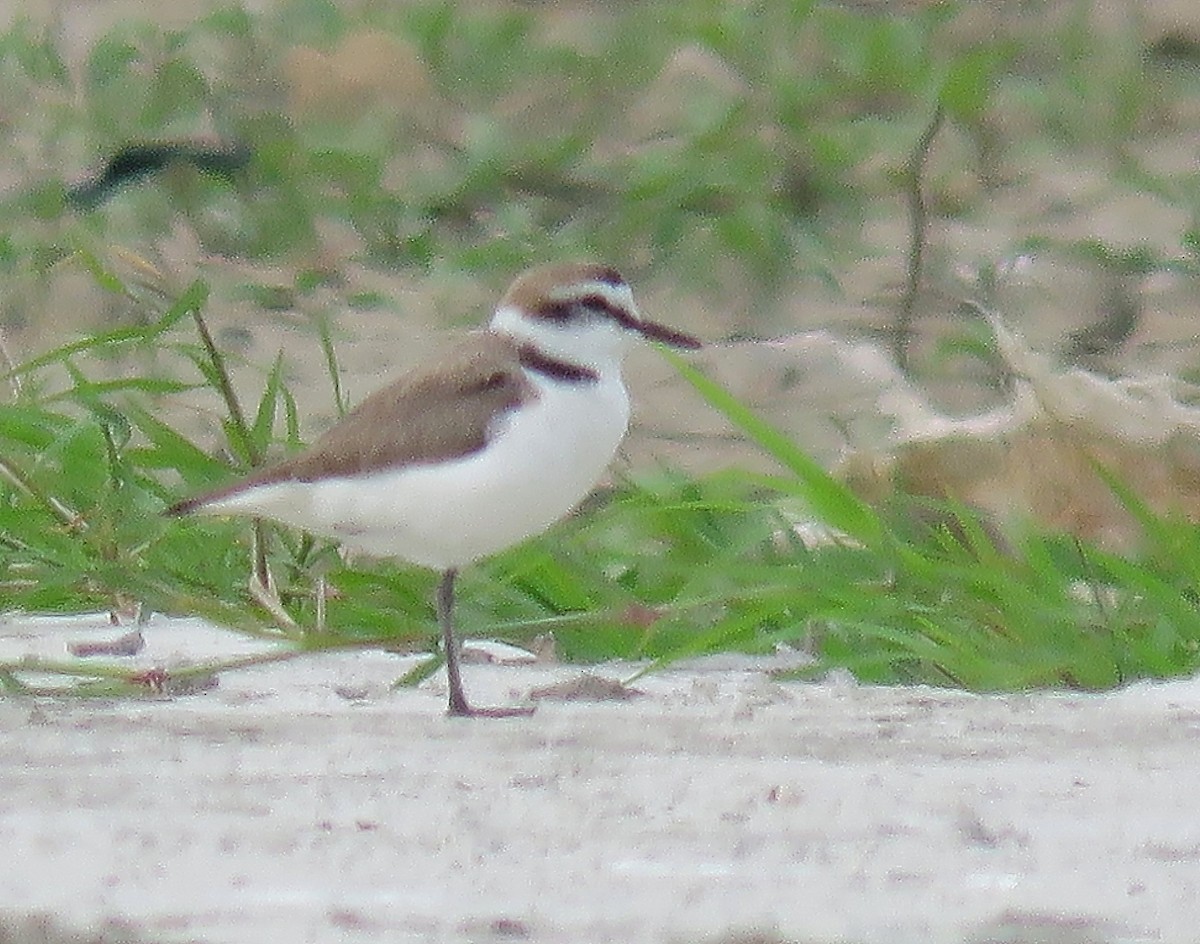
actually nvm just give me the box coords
[1,2,1199,695]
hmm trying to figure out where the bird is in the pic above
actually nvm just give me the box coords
[166,262,701,716]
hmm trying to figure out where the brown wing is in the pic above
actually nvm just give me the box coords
[167,333,531,515]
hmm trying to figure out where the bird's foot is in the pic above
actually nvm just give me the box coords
[447,698,535,719]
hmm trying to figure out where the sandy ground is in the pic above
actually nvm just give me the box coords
[1,615,1198,944]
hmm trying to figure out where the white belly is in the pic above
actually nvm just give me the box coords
[201,375,630,570]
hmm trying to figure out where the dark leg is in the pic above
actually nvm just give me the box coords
[438,568,470,715]
[437,568,533,718]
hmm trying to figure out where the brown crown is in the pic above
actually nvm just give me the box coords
[499,262,701,349]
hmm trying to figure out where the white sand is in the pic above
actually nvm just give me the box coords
[0,614,1196,944]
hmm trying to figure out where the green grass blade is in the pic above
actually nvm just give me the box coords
[4,280,208,382]
[663,349,882,544]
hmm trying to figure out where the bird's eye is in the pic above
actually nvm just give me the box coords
[536,293,634,329]
[578,293,637,330]
[578,294,610,313]
[537,301,574,322]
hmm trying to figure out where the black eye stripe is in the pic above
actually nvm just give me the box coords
[534,294,638,329]
[537,301,574,322]
[578,294,639,330]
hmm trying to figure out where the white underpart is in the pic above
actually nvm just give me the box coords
[197,301,636,570]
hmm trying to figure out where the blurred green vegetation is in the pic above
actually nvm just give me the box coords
[2,0,1200,695]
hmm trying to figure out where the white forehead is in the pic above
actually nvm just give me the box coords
[548,279,635,309]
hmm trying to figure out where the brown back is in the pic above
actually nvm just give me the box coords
[168,332,532,514]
